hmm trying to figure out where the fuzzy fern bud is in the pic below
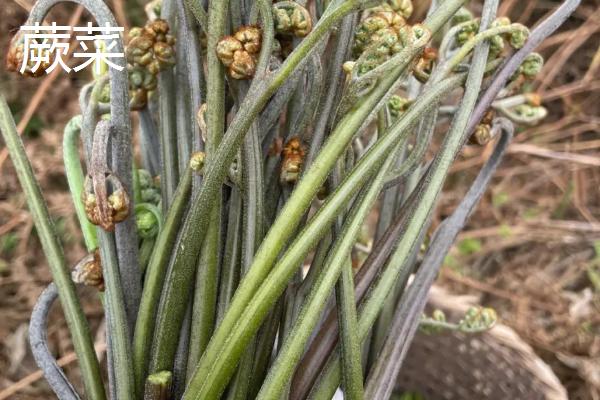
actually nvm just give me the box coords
[72,250,104,291]
[128,65,157,110]
[514,104,548,122]
[470,109,495,146]
[127,19,176,74]
[138,169,161,204]
[280,137,305,185]
[388,95,411,119]
[82,174,131,231]
[353,10,406,57]
[273,2,313,37]
[6,32,53,78]
[136,207,159,238]
[190,151,206,173]
[413,47,437,83]
[451,7,474,26]
[520,52,544,78]
[459,306,498,332]
[384,0,413,19]
[217,26,262,79]
[455,19,480,46]
[508,23,530,49]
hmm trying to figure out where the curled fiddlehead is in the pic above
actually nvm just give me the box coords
[30,284,81,400]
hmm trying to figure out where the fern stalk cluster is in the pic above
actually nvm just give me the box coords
[0,0,579,399]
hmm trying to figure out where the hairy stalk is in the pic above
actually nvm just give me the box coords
[365,109,396,369]
[183,3,469,393]
[183,74,462,400]
[444,24,528,73]
[364,119,513,399]
[216,190,243,325]
[28,0,141,330]
[144,371,173,400]
[178,0,205,157]
[0,91,106,400]
[248,302,283,399]
[150,2,380,380]
[384,110,438,188]
[257,145,396,400]
[184,0,208,28]
[293,232,333,316]
[159,0,179,209]
[133,167,193,395]
[150,0,229,377]
[308,7,493,397]
[227,6,272,394]
[175,43,193,176]
[307,13,356,166]
[368,112,438,365]
[98,229,135,399]
[89,120,136,399]
[138,109,160,176]
[173,307,192,398]
[30,284,81,400]
[63,115,97,251]
[227,120,265,399]
[333,199,364,398]
[184,30,430,397]
[186,208,221,372]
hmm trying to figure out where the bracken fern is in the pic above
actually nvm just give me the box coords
[0,0,579,399]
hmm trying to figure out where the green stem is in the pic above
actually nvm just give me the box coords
[151,2,374,381]
[248,302,283,399]
[226,3,272,395]
[365,108,395,368]
[184,35,427,397]
[97,229,135,399]
[132,167,193,395]
[0,91,106,400]
[183,74,462,400]
[335,257,364,400]
[444,24,527,73]
[138,237,155,274]
[190,1,229,376]
[144,371,172,400]
[150,0,229,378]
[256,141,400,400]
[183,0,208,29]
[158,0,179,211]
[186,204,221,372]
[424,0,470,34]
[63,115,97,251]
[308,19,492,400]
[331,159,364,400]
[227,119,265,400]
[216,189,243,325]
[257,141,403,400]
[293,232,332,313]
[133,168,143,205]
